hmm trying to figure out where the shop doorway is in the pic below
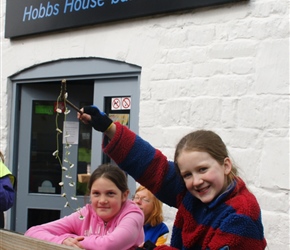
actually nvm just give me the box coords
[8,58,141,233]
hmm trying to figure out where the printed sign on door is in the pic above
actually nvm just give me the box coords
[111,97,131,110]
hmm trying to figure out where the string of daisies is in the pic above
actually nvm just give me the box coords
[53,86,84,220]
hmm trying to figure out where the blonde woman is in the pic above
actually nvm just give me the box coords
[133,185,169,246]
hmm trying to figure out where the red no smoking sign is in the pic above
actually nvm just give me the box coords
[111,97,131,110]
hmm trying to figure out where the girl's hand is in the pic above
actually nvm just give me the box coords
[62,236,85,248]
[78,105,116,139]
[77,108,92,124]
[138,242,145,248]
[78,105,113,132]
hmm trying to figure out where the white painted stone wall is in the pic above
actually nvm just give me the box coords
[0,0,289,249]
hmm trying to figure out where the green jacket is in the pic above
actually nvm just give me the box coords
[0,161,15,186]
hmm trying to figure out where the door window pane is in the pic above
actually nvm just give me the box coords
[29,101,63,194]
[102,96,130,164]
[27,208,60,229]
[76,102,92,196]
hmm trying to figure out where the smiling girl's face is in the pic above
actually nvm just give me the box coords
[90,177,129,222]
[177,151,232,204]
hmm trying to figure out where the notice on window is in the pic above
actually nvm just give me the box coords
[109,114,129,126]
[62,121,79,145]
[111,97,131,110]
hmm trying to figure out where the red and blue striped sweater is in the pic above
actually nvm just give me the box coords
[103,123,267,250]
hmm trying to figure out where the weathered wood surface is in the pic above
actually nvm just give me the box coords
[0,229,75,250]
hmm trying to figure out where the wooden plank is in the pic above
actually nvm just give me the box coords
[0,229,74,250]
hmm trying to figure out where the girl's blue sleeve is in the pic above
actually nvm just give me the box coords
[0,176,15,211]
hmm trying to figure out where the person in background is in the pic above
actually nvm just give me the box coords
[0,151,15,229]
[77,105,267,250]
[133,185,169,246]
[25,164,144,250]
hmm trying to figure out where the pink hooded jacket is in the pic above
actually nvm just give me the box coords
[25,200,144,250]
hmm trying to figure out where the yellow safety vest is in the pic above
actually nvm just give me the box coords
[0,161,15,187]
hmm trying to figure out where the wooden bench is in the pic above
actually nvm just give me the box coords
[0,229,75,250]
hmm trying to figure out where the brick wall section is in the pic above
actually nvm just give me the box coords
[0,0,289,249]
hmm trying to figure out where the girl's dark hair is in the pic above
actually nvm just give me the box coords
[88,163,129,193]
[174,130,238,184]
[0,151,4,163]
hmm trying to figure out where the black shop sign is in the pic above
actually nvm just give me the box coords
[5,0,247,38]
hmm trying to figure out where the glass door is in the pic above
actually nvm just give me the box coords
[92,77,140,194]
[15,81,93,233]
[14,76,139,233]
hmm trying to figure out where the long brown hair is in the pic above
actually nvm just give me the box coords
[0,151,4,163]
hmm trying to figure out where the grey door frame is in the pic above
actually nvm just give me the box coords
[8,58,141,232]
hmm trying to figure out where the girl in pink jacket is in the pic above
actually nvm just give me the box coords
[25,164,144,250]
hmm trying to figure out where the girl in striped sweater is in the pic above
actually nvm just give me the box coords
[78,106,267,250]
